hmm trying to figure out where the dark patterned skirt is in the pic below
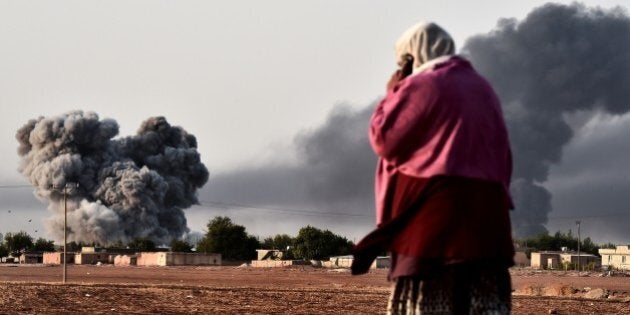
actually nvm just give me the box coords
[387,265,511,314]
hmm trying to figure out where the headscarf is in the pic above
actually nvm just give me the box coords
[394,22,455,73]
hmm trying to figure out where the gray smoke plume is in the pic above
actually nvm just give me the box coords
[16,111,209,245]
[463,3,630,237]
[295,105,376,209]
[206,104,375,212]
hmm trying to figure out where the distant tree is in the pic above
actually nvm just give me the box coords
[292,226,353,260]
[183,231,204,248]
[581,237,598,255]
[516,231,605,257]
[66,241,83,252]
[107,241,126,249]
[127,238,157,252]
[170,239,193,252]
[197,216,259,260]
[32,238,55,252]
[4,231,34,256]
[262,234,296,259]
[261,237,274,249]
[262,234,294,251]
[0,244,8,258]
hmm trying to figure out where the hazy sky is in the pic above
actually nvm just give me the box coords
[1,0,629,244]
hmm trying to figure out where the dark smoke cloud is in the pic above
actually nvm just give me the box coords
[463,3,630,236]
[16,111,209,245]
[295,106,376,209]
[206,3,630,241]
[206,105,375,213]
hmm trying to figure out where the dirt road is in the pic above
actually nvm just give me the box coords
[0,265,627,314]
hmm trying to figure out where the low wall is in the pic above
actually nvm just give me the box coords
[251,260,311,268]
[137,252,221,266]
[43,252,74,265]
[322,256,390,269]
[75,253,111,265]
[114,255,138,266]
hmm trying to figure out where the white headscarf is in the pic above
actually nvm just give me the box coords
[394,22,455,74]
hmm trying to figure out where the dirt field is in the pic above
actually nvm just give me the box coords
[0,265,628,314]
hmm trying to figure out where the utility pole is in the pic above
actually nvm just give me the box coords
[576,220,581,272]
[63,184,68,283]
[52,183,78,284]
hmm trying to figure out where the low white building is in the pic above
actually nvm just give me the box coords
[599,245,630,271]
[136,252,221,266]
[531,251,600,270]
[322,255,390,269]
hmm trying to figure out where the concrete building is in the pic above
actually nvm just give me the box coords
[599,245,630,271]
[43,252,75,265]
[256,249,284,261]
[531,251,601,270]
[321,255,390,269]
[136,252,221,266]
[513,251,530,267]
[19,252,43,264]
[75,252,110,265]
[251,260,311,267]
[114,254,138,266]
[76,246,138,264]
[1,257,18,263]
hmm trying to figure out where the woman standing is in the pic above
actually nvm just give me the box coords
[352,22,515,314]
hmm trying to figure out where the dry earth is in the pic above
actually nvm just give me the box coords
[0,265,627,314]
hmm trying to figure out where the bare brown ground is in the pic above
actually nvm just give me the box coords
[0,265,627,314]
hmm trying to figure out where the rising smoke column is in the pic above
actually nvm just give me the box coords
[16,111,209,245]
[463,3,630,237]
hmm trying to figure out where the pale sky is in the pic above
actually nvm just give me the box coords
[1,0,629,244]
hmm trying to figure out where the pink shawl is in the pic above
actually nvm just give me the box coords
[370,56,512,225]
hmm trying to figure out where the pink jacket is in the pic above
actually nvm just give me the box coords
[370,56,512,225]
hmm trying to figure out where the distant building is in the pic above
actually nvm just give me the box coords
[76,246,138,264]
[250,260,311,267]
[530,251,600,270]
[599,245,630,271]
[255,249,284,261]
[75,252,111,265]
[114,254,138,266]
[43,252,75,265]
[136,252,221,266]
[513,251,530,267]
[19,252,43,264]
[322,255,390,269]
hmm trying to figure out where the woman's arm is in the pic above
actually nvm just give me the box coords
[369,77,438,161]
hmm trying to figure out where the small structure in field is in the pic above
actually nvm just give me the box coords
[43,252,75,265]
[251,248,311,267]
[256,249,284,261]
[531,251,601,270]
[322,255,390,269]
[250,260,311,267]
[136,252,221,266]
[77,246,140,265]
[114,254,138,266]
[75,252,111,265]
[19,252,43,264]
[599,245,630,271]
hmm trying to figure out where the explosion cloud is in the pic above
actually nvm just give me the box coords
[16,111,209,245]
[464,3,630,236]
